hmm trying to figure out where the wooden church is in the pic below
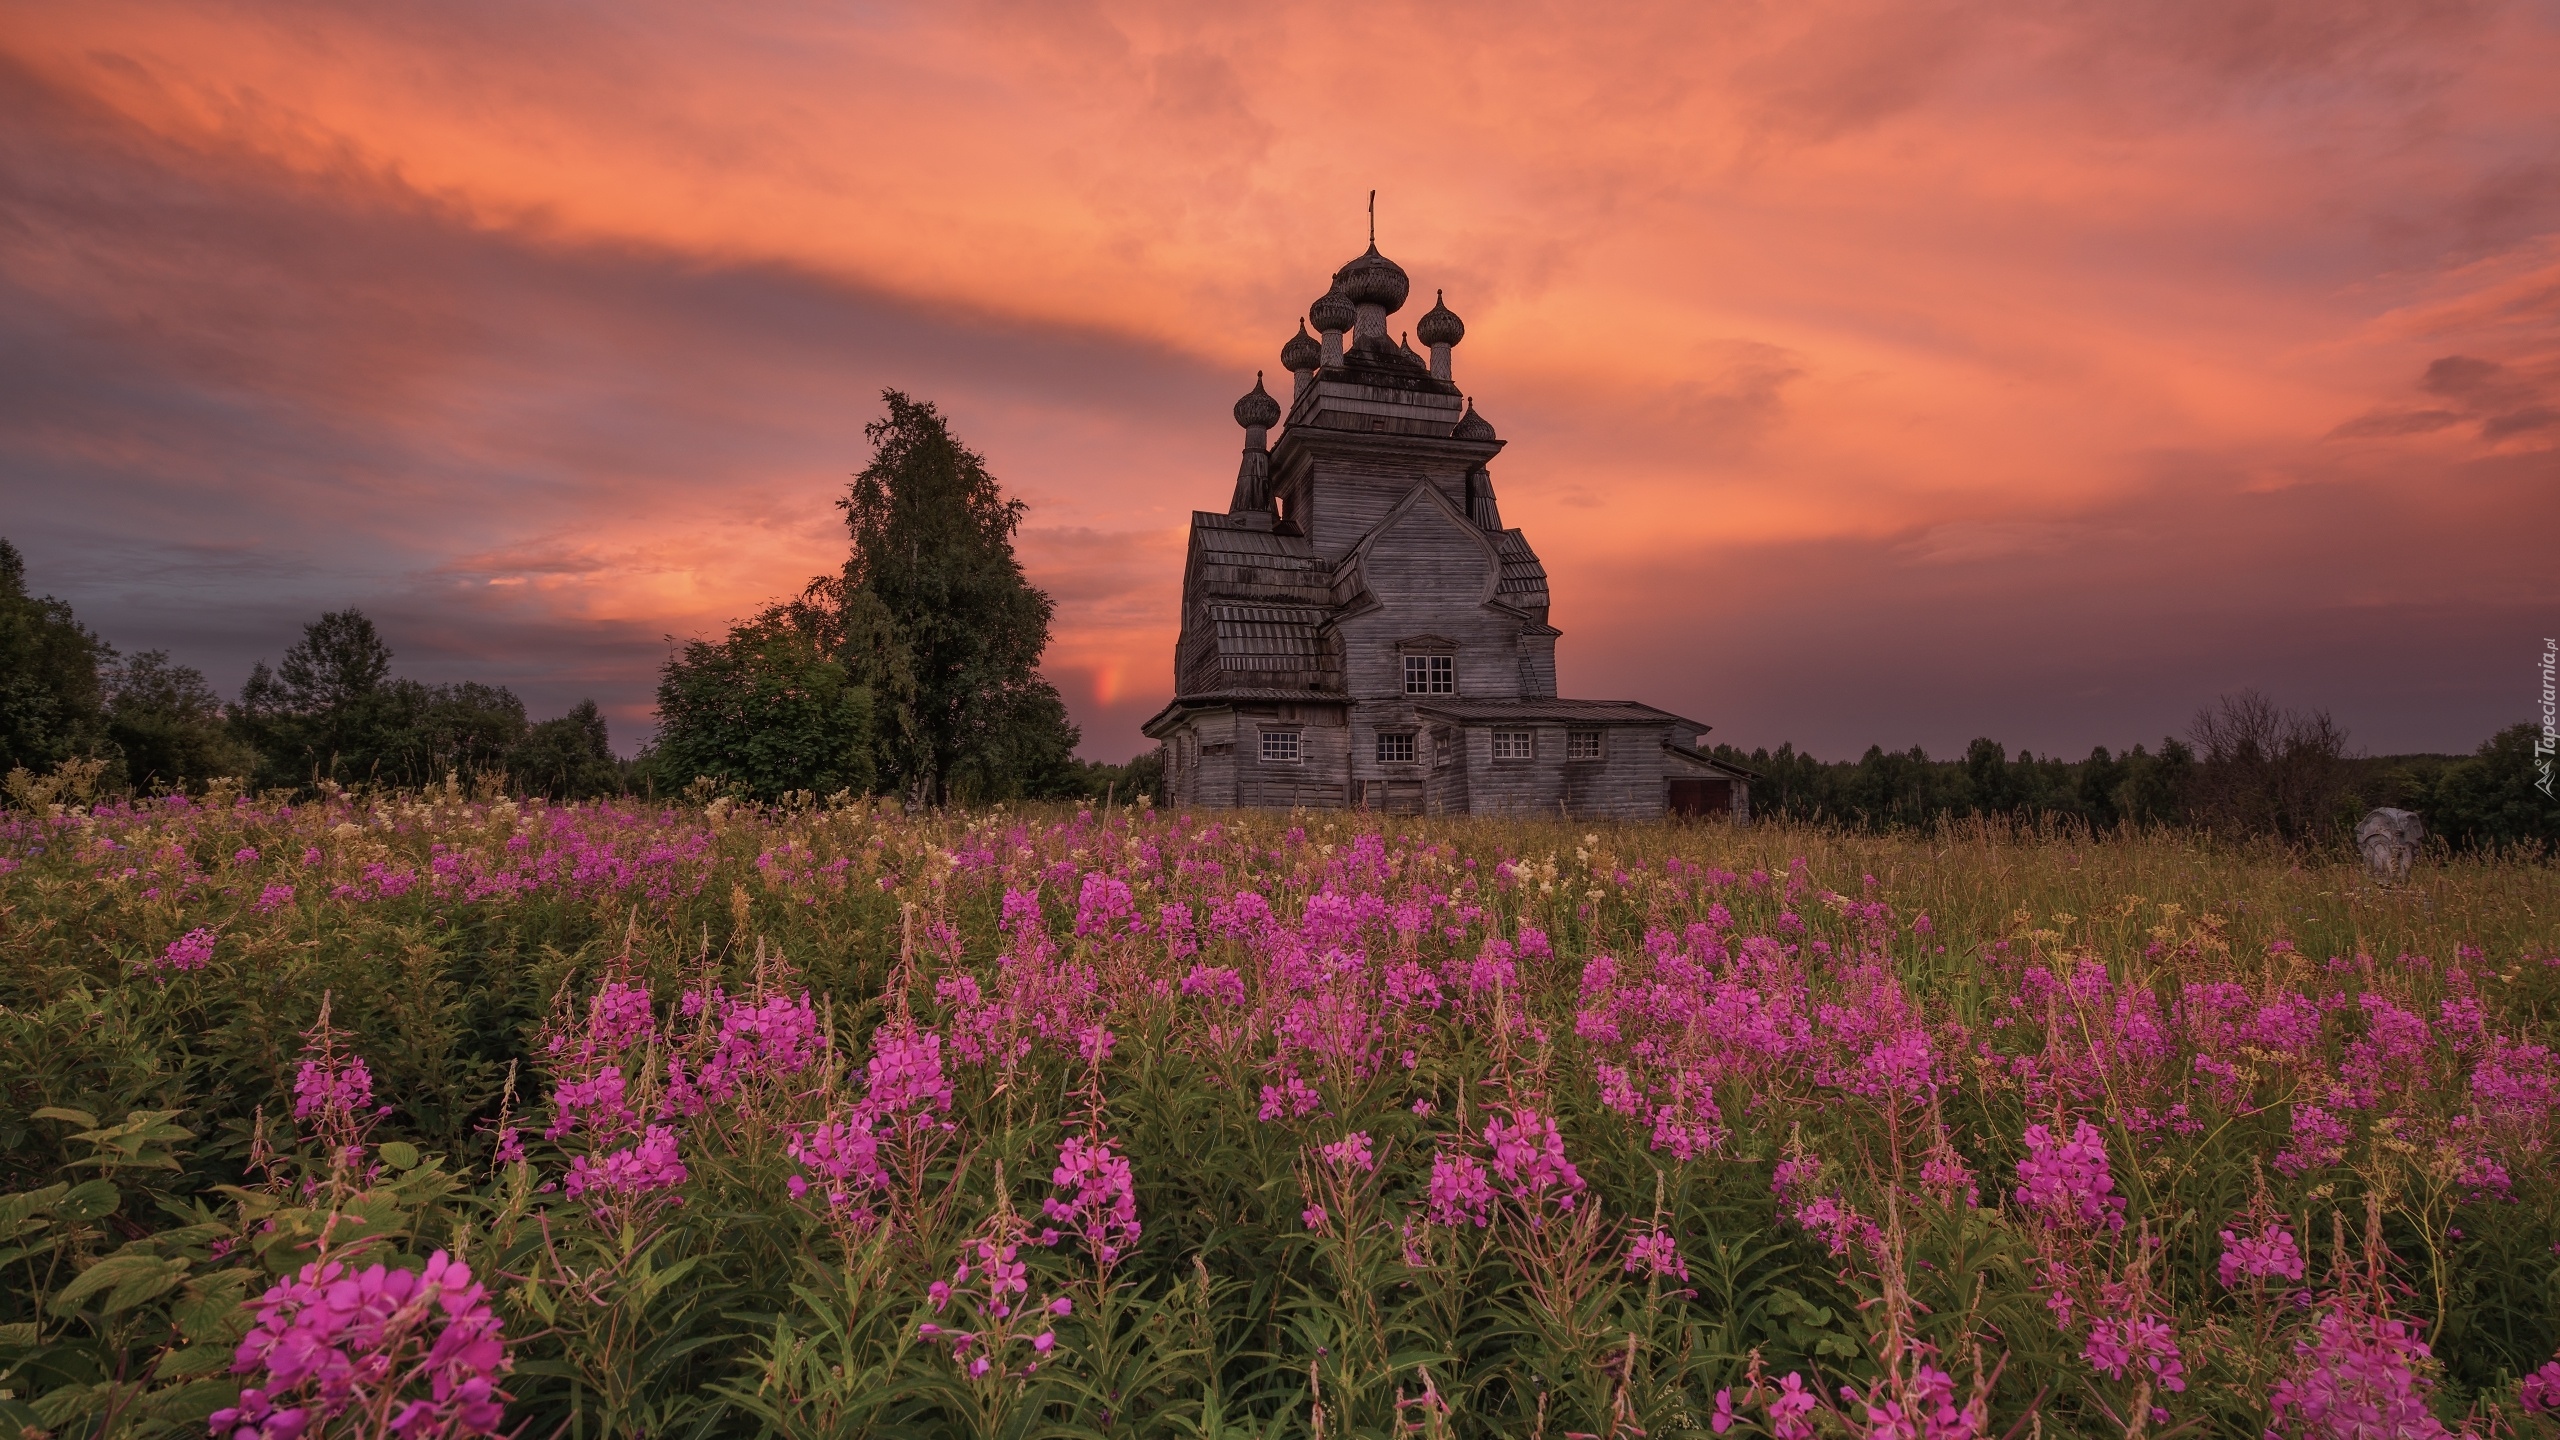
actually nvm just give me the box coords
[1141,240,1753,820]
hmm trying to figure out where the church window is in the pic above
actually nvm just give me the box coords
[1404,654,1454,695]
[1492,729,1534,761]
[1377,733,1415,764]
[1260,730,1301,764]
[1567,730,1604,760]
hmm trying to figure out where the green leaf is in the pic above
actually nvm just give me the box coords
[49,1252,183,1316]
[378,1141,420,1171]
[0,1238,62,1269]
[58,1178,120,1223]
[174,1269,254,1344]
[156,1343,237,1378]
[135,1377,240,1426]
[30,1107,99,1129]
[0,1183,67,1235]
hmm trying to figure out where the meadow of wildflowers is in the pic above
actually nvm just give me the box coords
[2,780,2556,1438]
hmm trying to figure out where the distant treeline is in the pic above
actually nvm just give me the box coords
[0,393,1141,809]
[0,544,626,800]
[1702,690,2553,853]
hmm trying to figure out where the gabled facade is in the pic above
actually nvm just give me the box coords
[1142,242,1751,820]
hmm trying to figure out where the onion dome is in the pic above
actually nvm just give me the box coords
[1233,371,1281,430]
[1280,320,1321,372]
[1336,242,1410,313]
[1452,397,1496,442]
[1416,289,1464,347]
[1308,284,1355,336]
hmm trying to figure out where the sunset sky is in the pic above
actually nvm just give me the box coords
[4,0,2555,763]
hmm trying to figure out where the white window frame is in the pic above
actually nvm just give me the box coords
[1491,729,1534,762]
[1259,730,1302,764]
[1566,729,1604,761]
[1376,732,1416,764]
[1402,653,1455,695]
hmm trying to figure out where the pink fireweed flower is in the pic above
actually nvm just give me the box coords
[786,1116,886,1208]
[1425,1150,1494,1229]
[1849,1362,1984,1440]
[255,884,295,913]
[2217,1226,2306,1288]
[1302,1204,1329,1230]
[2082,1314,2186,1394]
[1041,1134,1141,1264]
[694,991,820,1102]
[1318,1132,1376,1173]
[2520,1360,2560,1414]
[1790,1193,1884,1260]
[1178,964,1247,1007]
[1000,886,1043,934]
[866,1025,955,1120]
[294,1057,374,1126]
[233,847,260,866]
[1074,871,1135,937]
[215,1250,509,1440]
[1597,1062,1643,1117]
[1483,1107,1586,1215]
[1624,1226,1689,1282]
[2267,1307,2464,1440]
[919,1224,1071,1381]
[1648,1074,1727,1162]
[2014,1120,2126,1232]
[1767,1373,1818,1440]
[1920,1141,1980,1209]
[544,1067,634,1142]
[2274,1104,2353,1177]
[1259,1071,1320,1122]
[157,927,217,974]
[586,983,655,1052]
[562,1125,687,1206]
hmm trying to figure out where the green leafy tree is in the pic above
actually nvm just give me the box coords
[232,611,532,789]
[233,610,397,786]
[944,681,1083,804]
[2111,739,2193,826]
[508,699,624,800]
[651,604,876,801]
[2419,723,2560,852]
[836,391,1076,806]
[370,680,529,787]
[1962,738,2010,814]
[0,539,115,777]
[103,651,256,792]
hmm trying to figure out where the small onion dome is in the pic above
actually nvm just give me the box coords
[1453,397,1496,442]
[1233,371,1282,429]
[1308,284,1355,335]
[1336,242,1410,313]
[1280,320,1321,372]
[1416,289,1464,347]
